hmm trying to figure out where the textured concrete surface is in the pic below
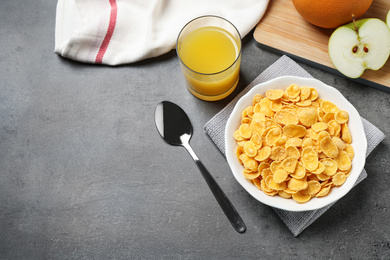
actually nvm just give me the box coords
[1,1,390,259]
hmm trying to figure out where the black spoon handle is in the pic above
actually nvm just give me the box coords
[182,141,246,233]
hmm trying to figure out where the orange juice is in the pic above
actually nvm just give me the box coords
[179,26,238,73]
[177,22,241,101]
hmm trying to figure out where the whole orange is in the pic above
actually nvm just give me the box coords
[292,0,373,28]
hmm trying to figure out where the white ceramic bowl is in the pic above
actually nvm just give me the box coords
[225,76,367,211]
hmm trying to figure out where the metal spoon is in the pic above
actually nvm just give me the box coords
[155,101,246,233]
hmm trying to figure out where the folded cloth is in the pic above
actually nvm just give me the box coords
[204,55,385,236]
[54,0,269,65]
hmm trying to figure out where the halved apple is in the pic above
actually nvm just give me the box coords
[328,18,390,78]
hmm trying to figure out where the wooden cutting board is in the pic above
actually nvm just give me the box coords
[254,0,390,92]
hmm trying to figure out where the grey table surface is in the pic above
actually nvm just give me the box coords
[1,1,390,260]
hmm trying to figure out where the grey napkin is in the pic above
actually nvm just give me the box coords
[204,55,385,236]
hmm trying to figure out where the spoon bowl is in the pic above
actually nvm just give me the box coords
[155,101,192,146]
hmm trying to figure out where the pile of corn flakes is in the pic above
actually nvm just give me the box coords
[234,84,354,203]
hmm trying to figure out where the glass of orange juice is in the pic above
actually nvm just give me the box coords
[176,16,242,101]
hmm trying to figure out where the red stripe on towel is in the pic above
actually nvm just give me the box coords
[95,0,118,64]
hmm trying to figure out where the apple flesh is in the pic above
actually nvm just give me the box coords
[328,18,390,78]
[387,10,390,30]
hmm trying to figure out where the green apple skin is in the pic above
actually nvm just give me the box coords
[328,18,390,79]
[387,10,390,29]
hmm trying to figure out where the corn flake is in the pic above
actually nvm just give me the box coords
[328,120,341,136]
[259,97,275,117]
[270,146,288,161]
[266,89,284,100]
[261,178,277,195]
[296,100,312,107]
[288,177,308,192]
[244,141,258,157]
[344,144,355,160]
[283,124,307,138]
[341,124,352,144]
[323,112,335,124]
[309,88,319,101]
[278,190,292,199]
[334,151,352,171]
[292,191,312,203]
[265,127,282,146]
[275,110,299,126]
[300,87,311,100]
[282,157,298,173]
[255,146,272,161]
[274,169,289,183]
[301,147,318,171]
[316,185,331,197]
[301,180,321,196]
[320,137,339,158]
[298,107,318,127]
[252,94,263,105]
[239,123,251,139]
[252,178,262,190]
[332,172,347,186]
[285,137,303,147]
[265,175,287,191]
[286,84,300,99]
[335,110,349,124]
[270,99,283,112]
[243,169,261,180]
[321,100,339,113]
[321,158,338,176]
[286,146,300,159]
[312,122,328,132]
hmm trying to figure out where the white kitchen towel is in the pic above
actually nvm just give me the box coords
[204,55,386,236]
[54,0,269,65]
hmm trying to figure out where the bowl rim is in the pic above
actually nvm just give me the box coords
[225,75,367,212]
